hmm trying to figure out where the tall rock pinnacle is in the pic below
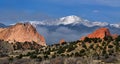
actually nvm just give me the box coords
[0,22,46,46]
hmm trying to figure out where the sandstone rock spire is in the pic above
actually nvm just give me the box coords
[0,22,46,46]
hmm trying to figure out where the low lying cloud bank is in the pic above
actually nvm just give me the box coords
[36,26,87,45]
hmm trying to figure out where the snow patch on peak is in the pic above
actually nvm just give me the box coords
[91,22,109,27]
[81,20,108,27]
[110,24,120,28]
[58,15,83,25]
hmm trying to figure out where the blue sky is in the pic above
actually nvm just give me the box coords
[0,0,120,24]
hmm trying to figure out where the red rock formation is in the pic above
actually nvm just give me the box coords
[59,39,65,44]
[81,28,111,40]
[0,23,46,46]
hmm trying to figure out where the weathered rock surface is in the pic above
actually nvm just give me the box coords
[81,28,112,40]
[0,23,46,46]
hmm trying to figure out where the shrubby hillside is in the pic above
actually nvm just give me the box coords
[1,35,120,64]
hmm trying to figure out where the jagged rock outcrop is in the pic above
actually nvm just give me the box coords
[0,23,46,46]
[81,28,112,40]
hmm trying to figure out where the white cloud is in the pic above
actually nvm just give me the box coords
[36,26,82,44]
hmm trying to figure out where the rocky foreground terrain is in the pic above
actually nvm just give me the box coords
[0,24,120,64]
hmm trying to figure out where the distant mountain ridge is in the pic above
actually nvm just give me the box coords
[29,15,120,28]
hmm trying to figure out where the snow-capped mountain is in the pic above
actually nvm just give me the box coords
[29,15,88,26]
[29,15,120,28]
